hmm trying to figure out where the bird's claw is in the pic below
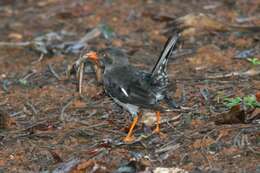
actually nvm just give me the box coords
[153,128,167,139]
[123,135,136,143]
[152,127,160,134]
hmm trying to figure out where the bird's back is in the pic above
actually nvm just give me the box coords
[103,65,162,108]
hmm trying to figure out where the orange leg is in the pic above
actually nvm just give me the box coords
[123,113,140,143]
[153,111,161,133]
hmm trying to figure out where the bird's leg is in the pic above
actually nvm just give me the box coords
[123,112,140,143]
[153,111,161,133]
[153,111,167,138]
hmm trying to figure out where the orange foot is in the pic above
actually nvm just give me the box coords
[152,126,160,134]
[153,128,167,139]
[123,135,136,143]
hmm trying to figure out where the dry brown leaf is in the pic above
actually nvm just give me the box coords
[0,109,16,129]
[215,105,246,124]
[37,0,59,7]
[74,160,94,172]
[71,160,108,173]
[192,138,215,149]
[0,159,5,166]
[112,39,123,47]
[256,92,260,102]
[175,13,228,37]
[154,167,188,173]
[8,33,23,40]
[248,108,260,121]
[228,35,253,48]
[190,119,205,128]
[82,85,102,98]
[179,13,227,31]
[189,45,232,69]
[218,129,232,139]
[221,147,239,156]
[72,99,86,108]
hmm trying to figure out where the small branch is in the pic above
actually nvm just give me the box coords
[207,68,260,79]
[25,101,38,115]
[79,28,101,44]
[48,64,61,80]
[78,62,84,94]
[60,97,75,122]
[155,143,180,154]
[0,41,31,47]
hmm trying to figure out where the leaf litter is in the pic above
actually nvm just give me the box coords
[0,0,259,173]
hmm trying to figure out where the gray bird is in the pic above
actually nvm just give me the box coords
[86,35,179,142]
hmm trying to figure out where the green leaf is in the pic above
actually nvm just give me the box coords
[247,57,260,65]
[223,95,260,109]
[243,95,260,108]
[224,97,242,108]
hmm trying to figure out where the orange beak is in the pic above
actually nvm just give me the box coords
[85,51,103,83]
[85,51,99,64]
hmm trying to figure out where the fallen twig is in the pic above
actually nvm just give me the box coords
[25,101,38,115]
[207,68,260,79]
[155,143,180,154]
[79,122,108,129]
[79,28,101,44]
[48,64,61,80]
[60,97,75,122]
[0,41,31,47]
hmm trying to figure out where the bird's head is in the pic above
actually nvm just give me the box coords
[84,48,129,70]
[100,47,129,68]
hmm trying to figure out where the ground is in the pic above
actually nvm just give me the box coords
[0,0,259,173]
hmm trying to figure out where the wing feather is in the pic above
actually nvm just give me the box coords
[104,66,158,107]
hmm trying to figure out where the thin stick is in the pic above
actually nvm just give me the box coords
[48,64,61,80]
[60,97,74,122]
[207,69,260,79]
[78,62,84,94]
[0,41,31,47]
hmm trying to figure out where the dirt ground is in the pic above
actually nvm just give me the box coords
[0,0,259,172]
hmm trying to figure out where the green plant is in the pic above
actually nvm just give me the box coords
[243,95,260,108]
[247,57,260,65]
[224,97,242,108]
[224,95,260,108]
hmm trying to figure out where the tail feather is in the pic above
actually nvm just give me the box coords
[151,35,179,77]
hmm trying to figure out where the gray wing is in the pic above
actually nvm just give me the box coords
[103,66,161,108]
